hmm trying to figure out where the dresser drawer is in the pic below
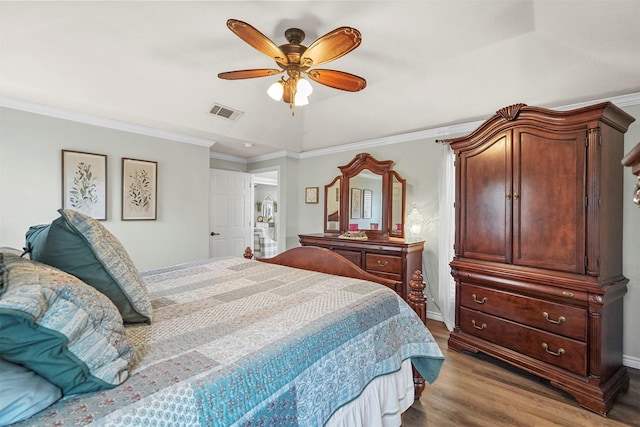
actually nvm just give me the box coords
[460,307,587,375]
[365,253,401,274]
[460,283,587,341]
[334,249,362,267]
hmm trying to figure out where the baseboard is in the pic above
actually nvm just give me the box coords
[426,311,443,322]
[623,355,640,370]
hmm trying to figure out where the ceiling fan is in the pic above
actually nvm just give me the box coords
[218,19,367,115]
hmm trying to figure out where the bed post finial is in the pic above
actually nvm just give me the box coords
[243,246,254,259]
[408,270,427,325]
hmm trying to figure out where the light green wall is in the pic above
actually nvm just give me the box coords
[621,104,640,365]
[210,157,247,172]
[0,108,211,271]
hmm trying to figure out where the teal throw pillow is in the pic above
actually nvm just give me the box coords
[25,209,152,323]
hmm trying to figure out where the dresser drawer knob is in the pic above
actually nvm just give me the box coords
[472,294,487,304]
[562,291,574,298]
[471,320,487,330]
[542,343,565,357]
[543,312,566,324]
[377,260,389,267]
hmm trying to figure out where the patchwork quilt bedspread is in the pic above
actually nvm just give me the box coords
[16,257,444,426]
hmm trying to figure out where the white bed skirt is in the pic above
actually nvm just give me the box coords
[325,359,415,427]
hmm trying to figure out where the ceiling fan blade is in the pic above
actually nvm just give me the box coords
[306,69,367,92]
[227,19,288,64]
[218,69,283,80]
[300,27,362,67]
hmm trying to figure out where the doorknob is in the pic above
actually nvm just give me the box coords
[210,232,220,236]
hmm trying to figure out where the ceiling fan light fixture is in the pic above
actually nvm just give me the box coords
[267,80,284,101]
[294,92,309,106]
[219,19,365,115]
[296,78,313,97]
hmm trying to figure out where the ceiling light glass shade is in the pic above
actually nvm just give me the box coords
[296,78,313,97]
[294,93,309,106]
[267,81,284,101]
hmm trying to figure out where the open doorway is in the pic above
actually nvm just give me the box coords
[251,168,282,256]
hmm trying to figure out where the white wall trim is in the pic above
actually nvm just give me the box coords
[209,151,248,164]
[0,96,216,148]
[245,92,640,162]
[5,92,639,162]
[211,149,302,163]
[623,355,640,370]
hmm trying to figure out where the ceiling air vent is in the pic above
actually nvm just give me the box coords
[209,103,243,121]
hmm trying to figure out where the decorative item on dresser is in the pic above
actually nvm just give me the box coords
[299,152,423,302]
[444,102,635,415]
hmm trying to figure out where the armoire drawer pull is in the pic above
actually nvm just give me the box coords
[377,260,389,267]
[543,312,566,324]
[471,320,487,330]
[472,294,487,304]
[542,343,565,357]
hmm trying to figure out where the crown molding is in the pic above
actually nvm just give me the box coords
[289,92,640,161]
[4,92,638,162]
[209,151,248,164]
[0,96,216,148]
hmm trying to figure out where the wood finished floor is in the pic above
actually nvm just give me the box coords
[402,320,640,427]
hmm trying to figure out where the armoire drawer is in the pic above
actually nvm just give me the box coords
[365,253,401,274]
[459,307,587,375]
[459,283,587,341]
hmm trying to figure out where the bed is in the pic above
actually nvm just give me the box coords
[0,209,444,426]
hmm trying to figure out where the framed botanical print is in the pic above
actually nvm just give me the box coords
[122,158,157,220]
[305,187,319,204]
[62,150,107,220]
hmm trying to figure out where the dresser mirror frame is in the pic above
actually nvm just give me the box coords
[323,153,406,238]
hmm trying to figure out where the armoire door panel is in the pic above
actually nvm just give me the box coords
[460,133,512,263]
[513,129,586,273]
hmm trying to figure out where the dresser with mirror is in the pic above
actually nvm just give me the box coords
[299,153,424,300]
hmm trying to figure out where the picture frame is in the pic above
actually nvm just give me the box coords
[305,187,319,204]
[350,188,362,219]
[362,189,373,219]
[62,150,107,220]
[122,158,157,220]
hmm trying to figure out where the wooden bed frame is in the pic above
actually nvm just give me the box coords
[244,245,429,398]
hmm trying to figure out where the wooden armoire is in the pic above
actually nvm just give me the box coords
[445,102,635,415]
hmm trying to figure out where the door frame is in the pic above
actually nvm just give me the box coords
[249,166,283,254]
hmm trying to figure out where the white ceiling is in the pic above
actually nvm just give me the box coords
[1,1,639,159]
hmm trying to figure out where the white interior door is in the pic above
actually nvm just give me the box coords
[209,169,252,258]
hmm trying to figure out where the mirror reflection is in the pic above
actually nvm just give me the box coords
[390,173,404,235]
[325,178,340,232]
[347,171,382,231]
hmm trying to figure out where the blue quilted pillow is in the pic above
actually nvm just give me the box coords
[26,209,152,323]
[0,252,137,396]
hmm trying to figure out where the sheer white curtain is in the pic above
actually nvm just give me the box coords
[437,144,456,331]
